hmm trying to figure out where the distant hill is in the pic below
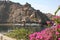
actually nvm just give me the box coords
[0,1,50,24]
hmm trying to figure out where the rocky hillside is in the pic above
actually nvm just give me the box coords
[46,13,54,19]
[0,1,50,24]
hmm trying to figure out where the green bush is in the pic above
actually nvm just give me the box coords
[6,28,33,40]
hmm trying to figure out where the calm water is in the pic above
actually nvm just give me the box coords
[0,23,45,33]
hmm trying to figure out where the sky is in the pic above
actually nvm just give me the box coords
[10,0,60,15]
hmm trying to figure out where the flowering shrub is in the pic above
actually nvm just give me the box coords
[29,16,60,40]
[52,16,60,24]
[46,21,51,27]
[29,7,60,40]
[29,26,57,40]
[29,24,60,40]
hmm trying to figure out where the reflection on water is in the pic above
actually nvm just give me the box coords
[0,23,45,33]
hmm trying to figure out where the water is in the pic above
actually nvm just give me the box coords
[0,23,41,32]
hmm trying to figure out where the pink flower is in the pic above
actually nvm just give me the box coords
[56,31,60,35]
[36,35,43,39]
[46,21,50,24]
[58,38,60,40]
[29,24,58,40]
[56,16,60,18]
[53,16,60,19]
[57,24,60,29]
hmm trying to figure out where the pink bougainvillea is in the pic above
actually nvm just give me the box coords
[29,24,60,40]
[29,15,60,40]
[58,38,60,40]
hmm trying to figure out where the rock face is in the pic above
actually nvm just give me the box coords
[46,13,54,19]
[0,1,50,23]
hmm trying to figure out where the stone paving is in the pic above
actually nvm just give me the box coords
[0,33,16,40]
